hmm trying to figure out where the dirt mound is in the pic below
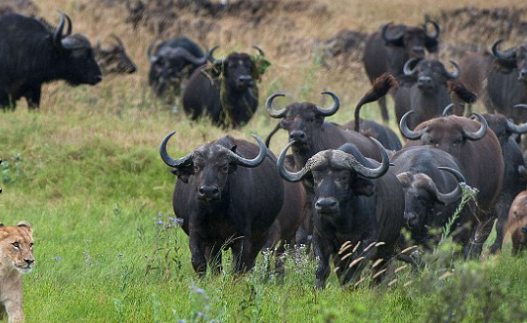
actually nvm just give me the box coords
[427,6,527,46]
[0,0,39,17]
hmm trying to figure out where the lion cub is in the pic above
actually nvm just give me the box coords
[0,222,34,323]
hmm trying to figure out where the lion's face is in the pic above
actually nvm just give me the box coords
[0,222,34,274]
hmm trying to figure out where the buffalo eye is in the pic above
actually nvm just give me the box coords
[193,165,201,173]
[221,165,229,173]
[12,242,20,249]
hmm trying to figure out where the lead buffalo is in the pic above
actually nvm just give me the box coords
[265,92,383,246]
[391,147,466,249]
[148,37,207,98]
[0,13,102,109]
[486,40,527,122]
[277,139,404,289]
[400,112,504,257]
[160,132,284,274]
[363,21,440,122]
[182,47,267,128]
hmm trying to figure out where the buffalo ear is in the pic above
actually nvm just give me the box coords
[170,167,193,183]
[396,172,413,188]
[352,178,375,197]
[493,59,516,74]
[519,166,527,182]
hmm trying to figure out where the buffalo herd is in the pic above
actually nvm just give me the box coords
[3,10,527,288]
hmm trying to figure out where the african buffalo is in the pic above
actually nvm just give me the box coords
[363,21,440,122]
[400,112,504,257]
[0,13,102,109]
[393,58,476,128]
[182,46,266,128]
[277,139,404,289]
[486,40,527,122]
[160,132,284,275]
[94,35,137,75]
[147,37,207,98]
[265,92,383,246]
[391,147,466,249]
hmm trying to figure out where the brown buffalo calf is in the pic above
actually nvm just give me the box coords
[507,191,527,254]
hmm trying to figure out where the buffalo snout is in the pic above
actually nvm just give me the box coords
[237,75,254,88]
[198,185,220,200]
[315,198,338,215]
[289,130,307,143]
[417,76,433,90]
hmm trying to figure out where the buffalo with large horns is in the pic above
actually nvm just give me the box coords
[160,132,288,275]
[277,139,404,289]
[0,13,102,110]
[147,37,208,98]
[443,105,527,254]
[265,92,383,246]
[182,46,267,128]
[391,146,466,249]
[362,21,440,122]
[400,111,504,257]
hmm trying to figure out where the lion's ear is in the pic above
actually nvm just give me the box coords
[17,222,32,232]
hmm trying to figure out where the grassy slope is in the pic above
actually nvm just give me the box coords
[1,0,527,322]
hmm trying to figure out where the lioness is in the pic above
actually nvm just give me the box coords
[0,222,34,323]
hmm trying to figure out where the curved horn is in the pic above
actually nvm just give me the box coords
[53,13,66,49]
[316,91,340,116]
[159,131,194,168]
[277,141,311,182]
[436,167,466,205]
[252,45,265,57]
[224,135,267,168]
[463,113,488,141]
[492,40,516,61]
[147,42,158,62]
[403,58,420,76]
[171,47,208,66]
[381,23,404,43]
[424,20,440,39]
[110,34,124,48]
[342,138,390,179]
[208,46,221,64]
[505,104,527,134]
[266,93,287,118]
[64,13,72,37]
[399,110,424,140]
[442,103,454,116]
[444,60,460,79]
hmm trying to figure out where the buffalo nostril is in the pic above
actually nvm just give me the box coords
[96,75,103,82]
[412,46,425,55]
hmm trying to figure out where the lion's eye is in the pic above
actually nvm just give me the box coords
[12,242,20,249]
[29,243,33,249]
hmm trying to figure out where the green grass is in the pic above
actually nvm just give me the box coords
[0,82,526,323]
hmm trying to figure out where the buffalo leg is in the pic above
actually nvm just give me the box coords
[189,232,207,276]
[466,217,494,258]
[378,97,389,123]
[24,86,41,109]
[313,233,331,289]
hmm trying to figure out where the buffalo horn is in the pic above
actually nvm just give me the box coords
[316,91,340,116]
[381,23,404,43]
[444,60,460,79]
[277,141,311,182]
[224,135,267,168]
[159,131,194,168]
[505,104,527,134]
[424,20,440,39]
[399,110,424,140]
[462,113,488,140]
[266,93,287,118]
[436,167,466,205]
[492,40,516,61]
